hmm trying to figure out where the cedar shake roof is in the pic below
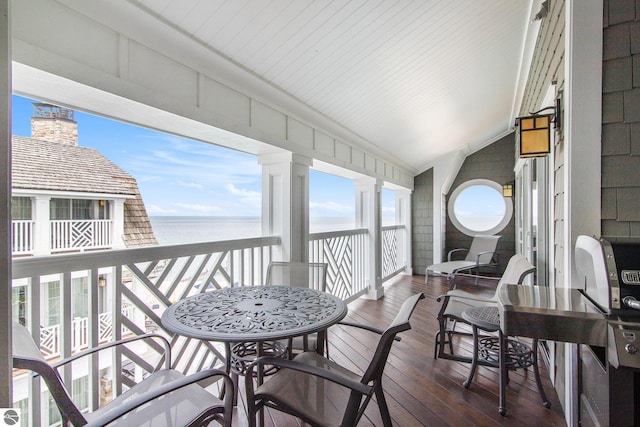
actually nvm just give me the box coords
[12,136,158,247]
[12,136,134,194]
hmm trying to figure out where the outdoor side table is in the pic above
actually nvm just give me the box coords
[461,305,539,416]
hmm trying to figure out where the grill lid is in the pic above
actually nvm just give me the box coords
[575,235,619,313]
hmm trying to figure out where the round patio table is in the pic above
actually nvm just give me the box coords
[161,285,348,344]
[161,285,349,415]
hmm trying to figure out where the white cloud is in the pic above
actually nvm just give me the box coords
[146,204,177,214]
[178,181,204,190]
[226,184,261,203]
[173,203,223,213]
[310,201,353,213]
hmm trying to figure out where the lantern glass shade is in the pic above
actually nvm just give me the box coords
[502,183,513,198]
[519,115,551,157]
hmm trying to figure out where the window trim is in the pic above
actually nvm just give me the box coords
[448,179,513,236]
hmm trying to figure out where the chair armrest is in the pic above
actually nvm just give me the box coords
[448,248,468,261]
[451,272,500,283]
[84,368,233,427]
[436,293,496,304]
[474,250,497,265]
[246,356,371,396]
[52,334,171,371]
[450,272,500,290]
[337,321,401,342]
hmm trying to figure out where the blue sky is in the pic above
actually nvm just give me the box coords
[12,95,395,219]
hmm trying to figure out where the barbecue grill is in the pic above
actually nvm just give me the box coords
[497,235,640,426]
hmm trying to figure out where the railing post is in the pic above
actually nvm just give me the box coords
[396,188,413,275]
[33,195,51,255]
[111,199,125,249]
[355,178,383,300]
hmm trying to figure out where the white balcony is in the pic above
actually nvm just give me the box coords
[11,219,114,256]
[49,219,113,252]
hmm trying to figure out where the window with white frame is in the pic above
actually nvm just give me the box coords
[448,179,512,236]
[11,197,32,220]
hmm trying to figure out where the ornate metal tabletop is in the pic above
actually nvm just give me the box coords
[161,286,348,342]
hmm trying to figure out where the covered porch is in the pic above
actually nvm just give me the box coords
[0,1,615,426]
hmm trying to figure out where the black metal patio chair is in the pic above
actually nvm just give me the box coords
[245,292,425,427]
[12,322,233,427]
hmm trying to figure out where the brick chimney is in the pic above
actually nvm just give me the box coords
[30,103,78,146]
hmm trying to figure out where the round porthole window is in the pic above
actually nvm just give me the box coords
[448,179,512,236]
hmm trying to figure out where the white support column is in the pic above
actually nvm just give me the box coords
[260,152,311,263]
[111,199,126,249]
[563,1,602,426]
[355,178,383,300]
[396,188,413,275]
[33,195,51,256]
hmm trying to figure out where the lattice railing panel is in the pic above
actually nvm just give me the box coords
[382,225,405,281]
[310,229,367,301]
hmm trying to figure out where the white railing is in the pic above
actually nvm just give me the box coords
[12,228,406,424]
[12,235,279,424]
[11,220,34,255]
[38,309,138,360]
[382,225,406,281]
[50,219,113,252]
[309,228,368,302]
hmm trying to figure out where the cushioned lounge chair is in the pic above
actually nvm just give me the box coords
[425,235,500,284]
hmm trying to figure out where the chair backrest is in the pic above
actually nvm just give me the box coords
[498,254,536,286]
[12,323,87,426]
[265,261,328,291]
[466,235,501,264]
[361,293,425,384]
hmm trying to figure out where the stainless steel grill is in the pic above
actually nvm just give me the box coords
[497,235,640,426]
[572,236,640,426]
[575,236,640,369]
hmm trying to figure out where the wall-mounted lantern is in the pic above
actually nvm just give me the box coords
[516,97,561,158]
[502,182,514,198]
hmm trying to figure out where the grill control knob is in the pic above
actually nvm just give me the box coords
[625,343,638,355]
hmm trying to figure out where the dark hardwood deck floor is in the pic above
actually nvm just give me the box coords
[229,274,567,426]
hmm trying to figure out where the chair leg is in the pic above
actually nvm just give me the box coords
[375,385,393,427]
[463,325,479,389]
[498,331,507,417]
[532,339,552,408]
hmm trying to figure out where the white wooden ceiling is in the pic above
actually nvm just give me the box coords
[53,0,541,173]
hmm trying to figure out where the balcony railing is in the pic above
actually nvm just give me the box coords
[310,228,368,302]
[382,225,406,281]
[11,227,406,425]
[11,220,34,255]
[50,219,113,252]
[39,308,135,359]
[11,219,114,255]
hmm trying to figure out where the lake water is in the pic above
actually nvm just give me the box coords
[150,216,357,246]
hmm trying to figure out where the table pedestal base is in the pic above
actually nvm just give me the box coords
[462,306,551,416]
